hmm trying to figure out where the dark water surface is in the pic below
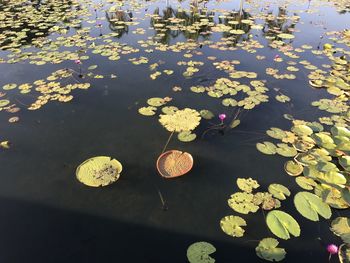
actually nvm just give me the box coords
[0,0,349,262]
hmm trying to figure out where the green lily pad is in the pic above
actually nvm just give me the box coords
[278,33,295,39]
[276,143,298,157]
[275,94,290,103]
[339,156,350,172]
[147,97,166,107]
[76,156,122,187]
[267,128,286,140]
[266,210,301,240]
[255,238,286,262]
[295,176,317,190]
[256,142,277,155]
[339,244,350,263]
[237,178,260,193]
[253,192,281,210]
[331,217,350,244]
[268,184,291,200]
[228,192,259,214]
[292,125,314,136]
[0,99,10,107]
[220,215,246,238]
[230,119,240,129]
[222,98,237,107]
[187,242,216,263]
[2,83,17,90]
[294,191,332,221]
[138,106,157,116]
[161,106,178,115]
[284,160,303,176]
[200,110,214,120]
[178,131,197,142]
[322,187,349,209]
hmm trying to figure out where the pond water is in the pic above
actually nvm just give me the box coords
[0,0,349,262]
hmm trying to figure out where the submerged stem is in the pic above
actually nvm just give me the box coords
[161,131,174,154]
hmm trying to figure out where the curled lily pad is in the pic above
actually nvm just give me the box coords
[237,178,260,193]
[76,156,122,187]
[256,142,277,155]
[266,210,300,240]
[339,156,350,172]
[339,244,350,263]
[284,160,303,176]
[255,238,286,262]
[295,176,317,190]
[331,217,350,244]
[322,187,349,209]
[228,192,259,214]
[253,192,281,210]
[178,131,196,142]
[294,191,331,221]
[0,99,10,107]
[220,215,246,238]
[138,106,157,116]
[266,210,300,239]
[230,119,240,129]
[187,242,216,263]
[268,184,291,200]
[159,108,201,132]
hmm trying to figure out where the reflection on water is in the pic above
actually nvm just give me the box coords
[0,0,349,262]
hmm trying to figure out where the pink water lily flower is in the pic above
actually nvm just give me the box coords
[327,244,338,255]
[74,59,82,65]
[219,114,226,121]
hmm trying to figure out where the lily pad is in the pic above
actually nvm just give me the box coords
[255,238,286,262]
[276,143,298,157]
[228,192,259,214]
[220,215,246,238]
[237,178,260,193]
[295,176,317,190]
[138,106,157,116]
[178,131,197,142]
[76,156,122,187]
[159,108,201,132]
[256,142,277,155]
[268,184,291,200]
[187,242,216,263]
[147,97,166,107]
[294,191,332,221]
[331,217,350,244]
[284,160,303,176]
[266,210,301,240]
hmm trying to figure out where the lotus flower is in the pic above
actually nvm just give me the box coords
[219,114,226,121]
[327,244,338,255]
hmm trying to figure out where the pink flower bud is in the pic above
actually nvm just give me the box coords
[74,59,82,65]
[219,114,226,121]
[327,244,338,255]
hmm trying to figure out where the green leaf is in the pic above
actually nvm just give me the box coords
[178,131,197,142]
[255,238,286,262]
[276,143,298,157]
[220,215,246,237]
[284,160,303,176]
[266,128,286,140]
[268,184,291,200]
[200,110,214,120]
[147,97,166,107]
[295,176,317,190]
[331,217,350,244]
[237,178,260,193]
[339,244,350,263]
[187,242,216,263]
[256,142,277,155]
[266,210,301,240]
[292,125,313,136]
[294,191,332,221]
[228,192,259,214]
[138,106,157,116]
[230,119,240,129]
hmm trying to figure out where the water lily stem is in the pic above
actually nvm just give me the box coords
[161,131,174,154]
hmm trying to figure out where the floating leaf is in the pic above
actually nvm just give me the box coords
[76,156,122,187]
[159,108,201,132]
[0,99,10,107]
[266,210,300,240]
[138,106,157,116]
[294,191,331,221]
[255,238,286,262]
[284,160,303,176]
[276,143,298,157]
[161,106,178,115]
[268,184,291,200]
[200,110,214,120]
[178,131,197,142]
[237,178,260,193]
[187,242,216,263]
[220,215,246,238]
[267,128,286,140]
[230,119,240,129]
[228,192,259,214]
[253,192,281,210]
[331,217,350,244]
[339,244,350,263]
[256,142,277,155]
[278,33,295,39]
[147,97,166,107]
[295,176,317,190]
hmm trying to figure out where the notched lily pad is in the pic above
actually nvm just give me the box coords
[187,242,216,263]
[256,238,286,262]
[220,215,246,238]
